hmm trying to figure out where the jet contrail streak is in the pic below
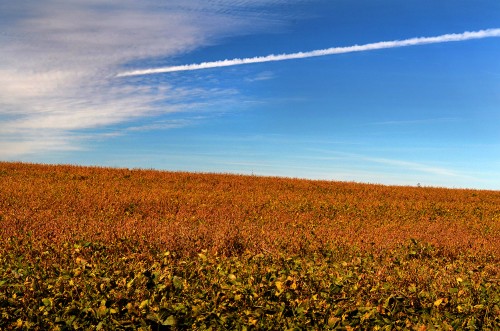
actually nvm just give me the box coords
[117,28,500,77]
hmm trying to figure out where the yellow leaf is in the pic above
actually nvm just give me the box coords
[328,316,340,326]
[139,300,149,309]
[96,305,107,318]
[75,257,87,265]
[434,298,443,307]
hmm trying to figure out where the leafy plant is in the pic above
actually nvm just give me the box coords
[0,162,499,329]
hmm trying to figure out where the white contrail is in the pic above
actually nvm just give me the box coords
[117,28,500,77]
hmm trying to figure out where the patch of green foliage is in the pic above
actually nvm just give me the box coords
[1,238,499,330]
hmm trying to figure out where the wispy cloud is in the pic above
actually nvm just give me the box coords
[0,0,291,158]
[245,71,276,82]
[309,149,461,177]
[117,118,203,135]
[367,117,462,126]
[360,156,459,177]
[118,28,500,76]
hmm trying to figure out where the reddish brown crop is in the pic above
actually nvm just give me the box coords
[1,162,499,257]
[0,162,499,329]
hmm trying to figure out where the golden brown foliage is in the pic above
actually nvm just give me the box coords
[1,161,499,258]
[1,162,500,329]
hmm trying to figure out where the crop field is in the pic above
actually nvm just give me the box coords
[0,162,499,330]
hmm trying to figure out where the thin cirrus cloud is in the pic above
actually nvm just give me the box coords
[118,28,500,76]
[0,0,290,158]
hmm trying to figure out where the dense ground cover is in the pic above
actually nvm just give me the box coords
[0,162,499,329]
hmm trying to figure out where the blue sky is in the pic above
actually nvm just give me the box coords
[1,1,500,189]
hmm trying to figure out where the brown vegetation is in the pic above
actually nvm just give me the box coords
[1,162,499,329]
[1,162,499,258]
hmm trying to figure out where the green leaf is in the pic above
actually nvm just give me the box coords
[173,276,183,290]
[163,315,176,326]
[173,303,186,311]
